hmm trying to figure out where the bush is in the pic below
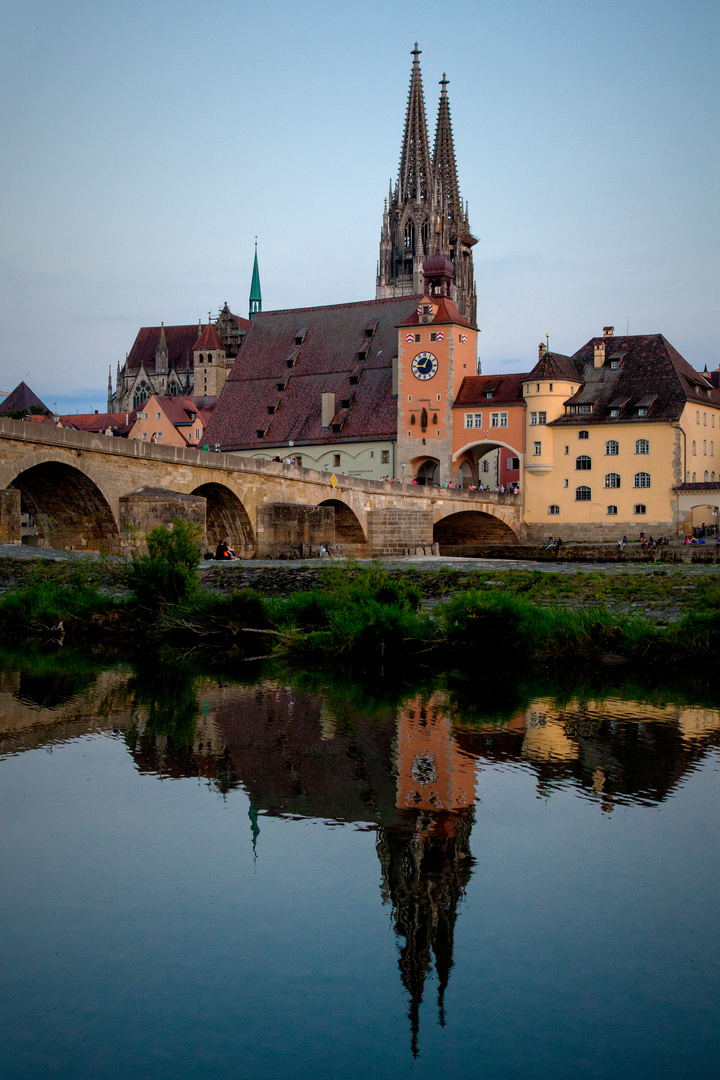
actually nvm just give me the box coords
[126,519,202,604]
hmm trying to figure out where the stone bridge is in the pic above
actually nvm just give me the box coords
[0,418,525,557]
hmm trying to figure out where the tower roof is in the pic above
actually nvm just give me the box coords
[194,322,223,351]
[397,44,433,204]
[249,242,262,318]
[0,381,50,415]
[433,74,462,229]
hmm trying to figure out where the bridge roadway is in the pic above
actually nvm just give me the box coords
[0,417,524,556]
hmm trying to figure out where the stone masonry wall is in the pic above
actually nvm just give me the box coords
[119,488,206,555]
[367,509,434,556]
[0,489,21,544]
[256,503,334,559]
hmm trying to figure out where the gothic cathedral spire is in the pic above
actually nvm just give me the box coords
[376,47,477,325]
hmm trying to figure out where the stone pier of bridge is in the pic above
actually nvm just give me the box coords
[0,418,525,557]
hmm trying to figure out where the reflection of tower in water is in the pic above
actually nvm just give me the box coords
[377,694,477,1056]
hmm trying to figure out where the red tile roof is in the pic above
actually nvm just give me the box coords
[453,373,527,407]
[399,295,475,329]
[194,323,223,352]
[126,325,199,374]
[204,296,421,450]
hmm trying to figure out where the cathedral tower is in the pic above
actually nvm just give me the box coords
[377,46,477,324]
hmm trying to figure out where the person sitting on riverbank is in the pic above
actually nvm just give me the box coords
[546,536,554,550]
[215,541,236,561]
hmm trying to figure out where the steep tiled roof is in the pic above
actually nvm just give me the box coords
[527,350,579,382]
[1,382,50,414]
[453,373,527,407]
[126,325,199,374]
[194,323,223,351]
[550,334,720,426]
[399,294,474,329]
[204,296,419,450]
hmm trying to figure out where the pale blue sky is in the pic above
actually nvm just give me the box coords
[1,0,718,412]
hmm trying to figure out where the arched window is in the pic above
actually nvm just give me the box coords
[635,439,649,454]
[404,220,415,252]
[548,505,560,515]
[576,455,592,470]
[578,430,589,439]
[713,472,716,482]
[575,486,591,501]
[686,471,690,482]
[634,504,647,515]
[605,440,619,455]
[634,472,651,488]
[198,354,204,363]
[704,471,709,482]
[692,472,697,482]
[607,505,618,515]
[604,473,621,488]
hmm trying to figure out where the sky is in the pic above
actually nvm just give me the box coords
[1,0,718,413]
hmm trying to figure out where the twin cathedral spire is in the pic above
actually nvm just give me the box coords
[376,44,477,324]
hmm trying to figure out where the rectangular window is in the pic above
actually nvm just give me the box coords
[465,413,474,429]
[333,454,340,467]
[507,457,519,470]
[530,412,538,425]
[156,432,163,440]
[141,431,148,440]
[414,333,421,342]
[490,412,508,428]
[381,450,389,464]
[474,414,482,427]
[156,412,162,419]
[195,428,200,439]
[533,441,542,456]
[430,332,438,341]
[578,404,592,414]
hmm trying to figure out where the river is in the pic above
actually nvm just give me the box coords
[0,650,718,1079]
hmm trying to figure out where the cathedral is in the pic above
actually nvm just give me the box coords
[376,44,477,324]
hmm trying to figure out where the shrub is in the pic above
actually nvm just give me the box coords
[126,519,202,604]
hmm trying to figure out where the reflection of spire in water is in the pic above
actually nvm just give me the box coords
[376,806,475,1057]
[248,802,260,860]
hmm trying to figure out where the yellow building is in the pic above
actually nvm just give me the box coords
[522,327,720,540]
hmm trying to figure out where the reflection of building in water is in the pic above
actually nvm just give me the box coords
[457,696,720,809]
[376,692,477,1055]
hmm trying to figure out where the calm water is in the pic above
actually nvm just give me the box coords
[0,655,719,1079]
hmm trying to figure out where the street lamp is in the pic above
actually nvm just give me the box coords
[401,462,406,483]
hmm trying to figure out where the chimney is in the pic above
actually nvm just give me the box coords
[594,341,606,368]
[321,392,335,429]
[603,326,614,337]
[538,342,547,359]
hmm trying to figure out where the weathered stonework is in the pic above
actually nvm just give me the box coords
[0,488,21,544]
[119,487,206,555]
[367,509,433,556]
[256,503,334,559]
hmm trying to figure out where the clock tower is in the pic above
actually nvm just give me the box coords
[397,244,477,485]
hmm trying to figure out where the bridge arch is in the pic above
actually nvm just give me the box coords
[5,456,120,552]
[191,482,255,554]
[318,499,367,545]
[433,509,520,550]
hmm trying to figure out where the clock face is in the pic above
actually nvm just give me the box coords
[411,351,438,381]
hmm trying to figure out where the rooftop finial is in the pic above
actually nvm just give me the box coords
[412,42,421,61]
[440,73,449,93]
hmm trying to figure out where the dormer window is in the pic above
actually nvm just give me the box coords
[341,399,350,409]
[422,305,431,315]
[609,408,619,417]
[485,391,494,399]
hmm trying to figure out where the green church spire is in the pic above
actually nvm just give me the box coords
[249,239,262,319]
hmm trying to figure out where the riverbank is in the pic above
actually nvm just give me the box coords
[1,545,719,678]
